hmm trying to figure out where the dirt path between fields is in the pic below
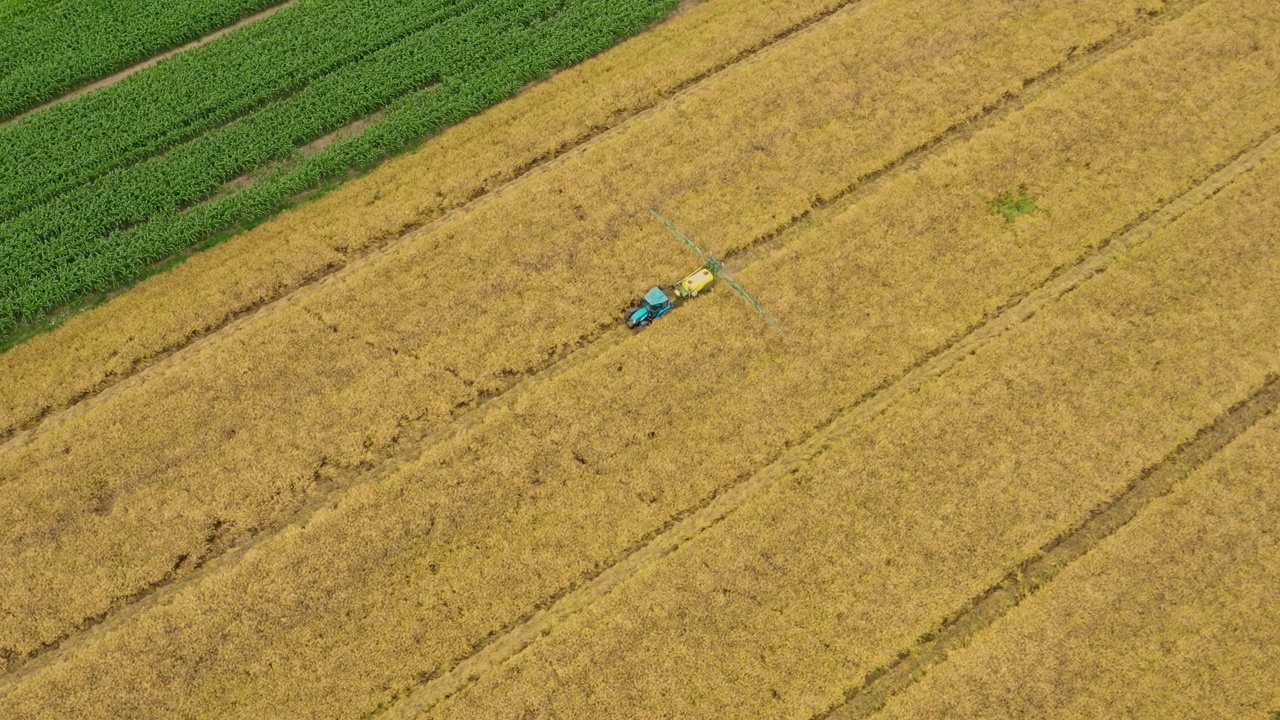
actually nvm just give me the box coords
[0,0,298,128]
[380,125,1280,719]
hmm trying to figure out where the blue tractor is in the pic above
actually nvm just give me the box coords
[620,210,784,334]
[624,286,674,329]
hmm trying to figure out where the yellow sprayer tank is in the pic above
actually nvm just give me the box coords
[674,267,715,298]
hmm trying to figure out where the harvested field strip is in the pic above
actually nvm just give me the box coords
[0,0,682,332]
[423,118,1280,720]
[877,410,1280,719]
[0,0,860,438]
[0,0,1164,670]
[825,376,1280,719]
[0,0,289,120]
[3,2,1275,714]
[1,1,299,127]
[400,108,1280,720]
[721,0,1203,273]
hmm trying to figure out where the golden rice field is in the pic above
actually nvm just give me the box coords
[3,0,1279,717]
[877,407,1280,719]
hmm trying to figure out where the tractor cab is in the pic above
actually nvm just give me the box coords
[625,286,673,328]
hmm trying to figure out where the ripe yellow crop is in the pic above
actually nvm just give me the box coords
[6,0,1280,717]
[420,6,1280,717]
[879,413,1280,720]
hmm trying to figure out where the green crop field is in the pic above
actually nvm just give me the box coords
[0,0,677,337]
[1,0,478,216]
[0,0,61,27]
[0,0,283,118]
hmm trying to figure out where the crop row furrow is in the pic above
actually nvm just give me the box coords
[0,315,628,686]
[1,1,304,129]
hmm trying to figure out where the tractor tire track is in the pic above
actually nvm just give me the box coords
[816,372,1280,720]
[0,0,867,450]
[381,119,1280,719]
[0,0,1206,687]
[1,0,300,128]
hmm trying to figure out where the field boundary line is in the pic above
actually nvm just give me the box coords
[0,0,871,451]
[381,122,1280,718]
[0,0,300,128]
[817,373,1280,719]
[0,0,1208,687]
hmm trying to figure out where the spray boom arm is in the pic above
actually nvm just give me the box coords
[650,209,784,334]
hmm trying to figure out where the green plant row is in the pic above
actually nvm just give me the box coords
[0,0,679,333]
[0,0,62,26]
[0,0,562,297]
[0,0,281,117]
[0,0,479,220]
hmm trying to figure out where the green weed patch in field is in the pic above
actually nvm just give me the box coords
[990,186,1039,222]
